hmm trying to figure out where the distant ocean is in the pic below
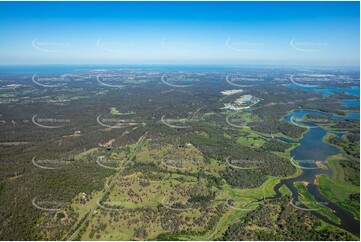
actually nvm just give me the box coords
[0,65,255,74]
[2,64,344,75]
[0,65,134,74]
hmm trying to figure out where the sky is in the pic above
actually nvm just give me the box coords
[0,1,359,66]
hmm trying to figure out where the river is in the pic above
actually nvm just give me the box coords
[269,109,360,236]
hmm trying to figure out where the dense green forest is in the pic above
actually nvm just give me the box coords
[0,68,359,240]
[220,197,358,241]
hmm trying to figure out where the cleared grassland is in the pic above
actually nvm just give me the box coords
[316,155,360,219]
[294,181,341,224]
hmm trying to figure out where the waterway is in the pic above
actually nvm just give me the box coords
[270,108,360,236]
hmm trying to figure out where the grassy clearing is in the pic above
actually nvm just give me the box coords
[316,174,359,219]
[135,143,206,174]
[237,136,266,148]
[110,107,136,116]
[222,176,279,204]
[79,163,224,240]
[279,184,292,196]
[294,181,340,224]
[68,130,302,240]
[315,155,360,219]
[177,209,248,241]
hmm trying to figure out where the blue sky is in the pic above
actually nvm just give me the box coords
[0,1,359,65]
